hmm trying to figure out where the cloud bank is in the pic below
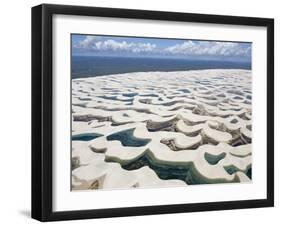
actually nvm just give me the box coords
[74,36,157,54]
[164,41,251,57]
[73,35,251,60]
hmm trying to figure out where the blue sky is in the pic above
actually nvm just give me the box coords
[72,34,251,62]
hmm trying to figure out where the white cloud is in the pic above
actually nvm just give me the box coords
[74,36,251,58]
[164,41,250,57]
[95,40,157,53]
[76,38,157,54]
[73,35,99,49]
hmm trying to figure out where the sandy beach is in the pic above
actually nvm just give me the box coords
[71,69,252,190]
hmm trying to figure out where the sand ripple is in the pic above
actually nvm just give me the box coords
[71,69,252,190]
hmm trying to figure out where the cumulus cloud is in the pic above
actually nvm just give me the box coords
[164,41,251,57]
[73,36,251,59]
[95,40,157,53]
[75,37,157,54]
[73,35,99,49]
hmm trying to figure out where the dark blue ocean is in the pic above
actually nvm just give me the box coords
[72,56,251,79]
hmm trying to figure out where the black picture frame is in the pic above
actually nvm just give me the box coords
[32,3,274,222]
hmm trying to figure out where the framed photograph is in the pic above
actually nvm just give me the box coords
[32,4,274,221]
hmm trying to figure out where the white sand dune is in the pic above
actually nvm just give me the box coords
[71,69,252,190]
